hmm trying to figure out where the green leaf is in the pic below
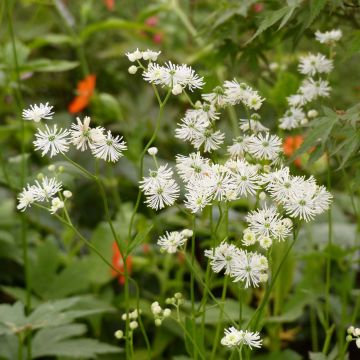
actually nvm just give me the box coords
[247,7,290,43]
[304,0,327,29]
[29,240,60,299]
[309,352,328,360]
[80,18,156,41]
[184,317,206,359]
[32,324,121,358]
[23,59,79,72]
[126,224,153,255]
[0,302,27,335]
[289,110,338,162]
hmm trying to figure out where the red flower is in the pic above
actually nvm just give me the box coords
[111,242,132,285]
[252,3,264,13]
[68,74,96,114]
[103,0,115,11]
[283,135,304,167]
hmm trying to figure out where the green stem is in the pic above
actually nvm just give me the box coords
[6,2,31,359]
[247,227,299,331]
[324,153,332,330]
[211,276,229,359]
[190,215,198,359]
[310,305,319,352]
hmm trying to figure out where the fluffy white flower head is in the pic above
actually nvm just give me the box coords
[22,102,54,122]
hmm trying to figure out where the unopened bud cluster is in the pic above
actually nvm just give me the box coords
[346,326,360,348]
[151,301,172,326]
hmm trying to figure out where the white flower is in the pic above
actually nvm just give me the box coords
[184,183,213,213]
[143,61,204,91]
[239,118,269,133]
[299,78,331,101]
[224,80,265,110]
[242,229,257,246]
[225,159,261,197]
[49,197,64,214]
[91,130,127,162]
[221,327,262,349]
[279,107,306,130]
[175,152,211,182]
[125,48,143,62]
[34,177,62,202]
[70,116,105,151]
[246,205,292,241]
[227,136,251,158]
[175,109,209,142]
[140,165,180,211]
[287,94,308,107]
[192,128,225,152]
[298,53,333,76]
[315,29,342,45]
[157,231,188,253]
[144,180,180,210]
[230,250,268,288]
[63,190,72,198]
[34,125,70,157]
[17,177,63,211]
[142,49,161,61]
[247,133,282,161]
[202,86,228,108]
[204,242,240,274]
[17,185,38,211]
[22,102,54,122]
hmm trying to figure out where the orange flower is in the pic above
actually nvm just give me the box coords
[103,0,115,11]
[68,74,96,114]
[283,135,304,167]
[111,242,132,285]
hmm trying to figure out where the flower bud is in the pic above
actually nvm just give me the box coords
[128,65,138,74]
[48,165,56,172]
[114,330,124,339]
[172,84,183,95]
[155,318,162,326]
[63,190,72,199]
[181,229,193,238]
[307,109,318,118]
[163,308,171,317]
[147,147,158,156]
[129,321,138,330]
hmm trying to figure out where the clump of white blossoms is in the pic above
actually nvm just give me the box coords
[279,29,340,129]
[346,326,360,349]
[315,29,342,45]
[221,327,262,349]
[204,242,268,288]
[157,229,193,253]
[139,164,180,211]
[22,102,54,122]
[27,108,127,162]
[17,176,62,212]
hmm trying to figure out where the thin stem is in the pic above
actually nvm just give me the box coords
[324,153,332,330]
[6,2,31,359]
[247,227,299,331]
[190,215,198,359]
[211,276,229,359]
[63,154,95,180]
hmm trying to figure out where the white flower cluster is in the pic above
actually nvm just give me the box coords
[346,326,360,349]
[22,106,127,162]
[121,309,141,332]
[157,229,193,253]
[125,48,161,62]
[315,29,342,45]
[204,242,268,288]
[139,165,180,211]
[221,327,262,349]
[279,30,340,129]
[150,301,172,326]
[141,59,204,93]
[17,176,63,212]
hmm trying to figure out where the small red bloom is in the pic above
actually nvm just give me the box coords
[283,135,304,167]
[145,16,159,27]
[142,243,150,254]
[111,242,132,285]
[103,0,115,11]
[68,74,96,114]
[152,33,163,44]
[252,3,264,13]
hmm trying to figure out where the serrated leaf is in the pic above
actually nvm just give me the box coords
[247,7,290,43]
[304,0,327,29]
